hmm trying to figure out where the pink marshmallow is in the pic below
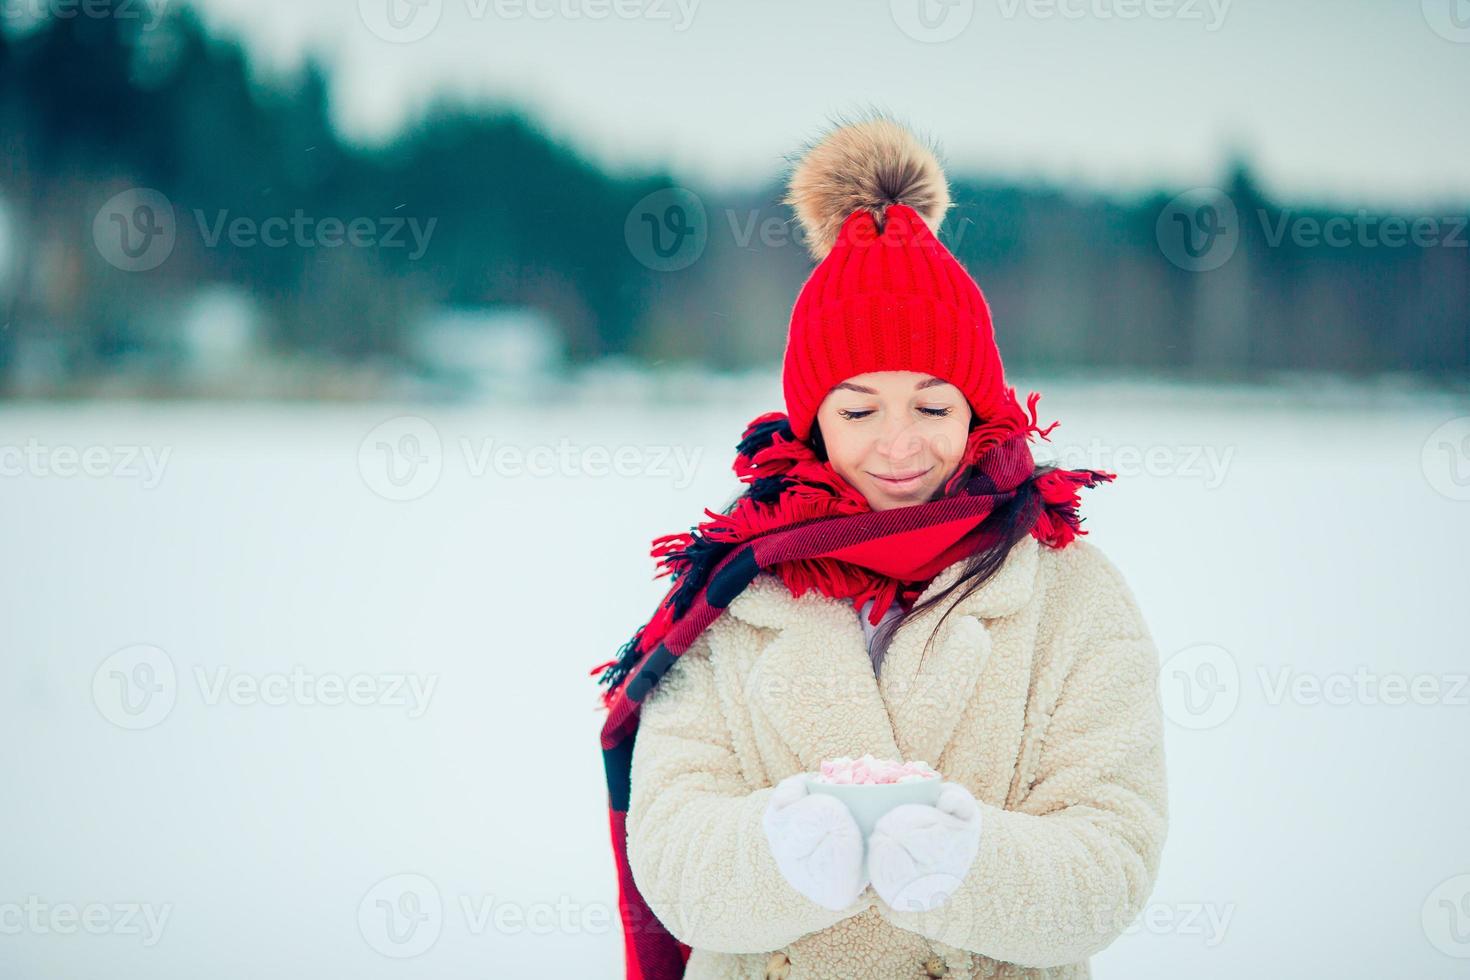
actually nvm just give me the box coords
[810,753,939,785]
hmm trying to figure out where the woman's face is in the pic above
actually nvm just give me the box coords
[813,371,973,511]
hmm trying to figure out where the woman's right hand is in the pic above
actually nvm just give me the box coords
[760,772,869,911]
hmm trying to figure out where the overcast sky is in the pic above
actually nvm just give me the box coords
[189,0,1470,208]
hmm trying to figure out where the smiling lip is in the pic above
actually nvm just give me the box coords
[871,468,931,491]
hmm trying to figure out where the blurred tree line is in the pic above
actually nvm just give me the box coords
[0,3,1465,397]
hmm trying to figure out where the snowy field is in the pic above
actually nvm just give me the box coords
[2,373,1467,978]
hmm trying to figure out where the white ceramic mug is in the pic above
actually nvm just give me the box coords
[805,775,944,839]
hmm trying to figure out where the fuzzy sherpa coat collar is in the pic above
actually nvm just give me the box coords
[721,534,1039,779]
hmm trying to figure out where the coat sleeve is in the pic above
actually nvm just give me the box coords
[878,543,1170,968]
[624,629,859,954]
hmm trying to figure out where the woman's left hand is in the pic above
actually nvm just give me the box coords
[867,781,983,913]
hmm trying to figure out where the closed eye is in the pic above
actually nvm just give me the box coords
[836,407,954,420]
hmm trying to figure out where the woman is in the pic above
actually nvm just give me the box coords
[592,115,1168,980]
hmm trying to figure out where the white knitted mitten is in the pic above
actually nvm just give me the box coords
[761,772,869,911]
[867,781,983,913]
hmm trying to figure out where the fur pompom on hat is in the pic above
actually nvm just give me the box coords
[783,114,952,262]
[780,112,1013,443]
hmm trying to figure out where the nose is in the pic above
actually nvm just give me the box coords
[875,416,924,463]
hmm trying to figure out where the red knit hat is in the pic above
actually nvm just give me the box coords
[781,116,1011,442]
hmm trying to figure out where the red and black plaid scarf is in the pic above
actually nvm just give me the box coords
[588,389,1113,980]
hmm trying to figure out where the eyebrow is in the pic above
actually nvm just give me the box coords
[831,377,951,395]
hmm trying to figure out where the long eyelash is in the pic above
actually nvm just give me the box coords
[837,407,953,420]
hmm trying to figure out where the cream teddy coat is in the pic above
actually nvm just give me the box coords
[624,533,1169,979]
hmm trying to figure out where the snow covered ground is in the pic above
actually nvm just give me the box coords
[2,374,1467,978]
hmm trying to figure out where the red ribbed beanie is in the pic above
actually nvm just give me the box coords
[781,116,1011,442]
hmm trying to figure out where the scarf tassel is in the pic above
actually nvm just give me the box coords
[1030,467,1116,548]
[589,624,647,708]
[590,581,686,710]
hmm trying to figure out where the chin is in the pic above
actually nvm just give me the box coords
[866,481,939,509]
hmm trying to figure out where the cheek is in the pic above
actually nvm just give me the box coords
[932,417,970,463]
[822,426,868,471]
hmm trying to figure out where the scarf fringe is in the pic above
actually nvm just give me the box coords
[592,390,1108,703]
[1031,467,1116,548]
